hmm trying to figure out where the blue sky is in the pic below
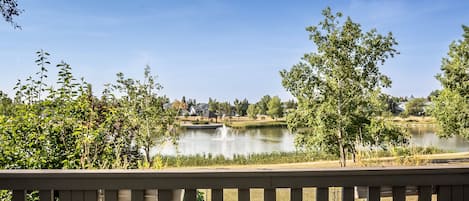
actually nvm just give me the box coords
[1,0,468,103]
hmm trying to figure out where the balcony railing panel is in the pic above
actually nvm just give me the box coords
[1,166,469,201]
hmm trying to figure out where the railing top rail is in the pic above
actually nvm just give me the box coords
[1,166,469,189]
[1,165,469,176]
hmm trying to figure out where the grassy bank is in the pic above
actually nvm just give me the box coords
[225,120,287,129]
[389,116,436,125]
[153,146,447,168]
[178,115,437,129]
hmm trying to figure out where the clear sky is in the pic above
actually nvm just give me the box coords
[1,0,468,103]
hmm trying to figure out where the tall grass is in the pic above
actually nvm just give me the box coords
[152,146,446,168]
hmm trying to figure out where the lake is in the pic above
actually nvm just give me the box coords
[152,125,469,157]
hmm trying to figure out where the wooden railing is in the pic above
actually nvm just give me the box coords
[1,166,469,201]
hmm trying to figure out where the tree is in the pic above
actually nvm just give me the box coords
[284,99,298,110]
[267,96,283,119]
[280,7,406,167]
[432,25,469,140]
[257,95,271,115]
[247,104,259,119]
[428,90,441,101]
[233,98,242,116]
[0,90,12,115]
[172,99,187,115]
[234,98,249,116]
[208,98,219,122]
[0,51,178,170]
[219,101,232,118]
[240,98,249,116]
[404,98,427,116]
[1,0,22,29]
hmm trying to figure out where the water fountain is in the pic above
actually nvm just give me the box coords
[213,124,234,141]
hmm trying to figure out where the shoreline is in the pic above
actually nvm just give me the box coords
[161,151,469,170]
[177,115,436,129]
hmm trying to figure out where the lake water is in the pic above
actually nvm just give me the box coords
[153,125,469,157]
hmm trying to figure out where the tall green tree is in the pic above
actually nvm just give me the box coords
[0,91,12,115]
[267,96,283,119]
[0,51,177,169]
[257,95,271,115]
[284,99,298,110]
[280,7,406,166]
[432,25,469,140]
[110,66,177,165]
[219,101,232,118]
[233,98,242,116]
[405,98,427,116]
[208,98,219,122]
[247,104,259,119]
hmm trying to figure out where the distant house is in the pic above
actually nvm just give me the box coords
[188,103,217,118]
[395,102,406,113]
[163,103,172,110]
[394,100,433,116]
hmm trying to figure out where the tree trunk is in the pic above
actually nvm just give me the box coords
[338,130,346,167]
[339,144,346,167]
[145,147,151,164]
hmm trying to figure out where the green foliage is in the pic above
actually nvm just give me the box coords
[155,152,332,167]
[154,146,445,167]
[247,104,259,119]
[0,91,13,115]
[405,98,427,116]
[108,66,177,164]
[0,51,176,169]
[428,90,441,101]
[0,0,22,29]
[280,7,406,166]
[256,95,271,115]
[219,101,232,117]
[226,120,287,129]
[267,96,283,119]
[432,25,469,140]
[197,191,205,201]
[284,99,298,110]
[208,98,218,113]
[233,98,249,116]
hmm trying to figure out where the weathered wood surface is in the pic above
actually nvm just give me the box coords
[1,166,469,189]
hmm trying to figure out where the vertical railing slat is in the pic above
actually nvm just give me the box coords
[12,190,25,201]
[418,186,432,201]
[264,188,276,201]
[452,185,464,201]
[367,186,380,201]
[39,190,53,201]
[438,186,451,201]
[183,189,197,201]
[291,188,302,201]
[84,190,97,201]
[316,187,328,201]
[392,186,406,201]
[131,190,144,201]
[238,189,250,201]
[71,190,84,201]
[342,187,354,201]
[211,189,223,201]
[104,190,118,201]
[464,185,469,201]
[158,189,174,201]
[60,190,72,201]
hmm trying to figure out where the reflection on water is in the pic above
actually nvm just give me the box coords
[408,126,469,152]
[152,126,469,157]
